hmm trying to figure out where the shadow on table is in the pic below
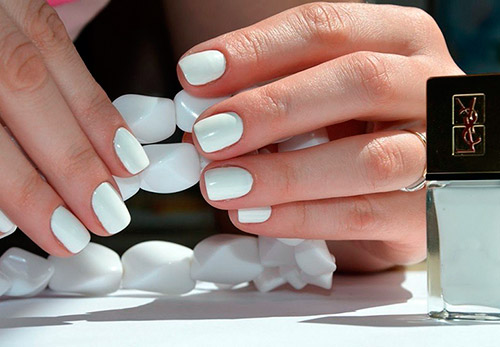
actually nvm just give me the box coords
[0,270,415,329]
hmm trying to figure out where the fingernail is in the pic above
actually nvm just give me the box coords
[178,50,226,86]
[50,206,90,254]
[92,182,131,235]
[194,112,243,153]
[204,167,253,201]
[114,127,150,174]
[238,207,272,223]
[0,210,16,239]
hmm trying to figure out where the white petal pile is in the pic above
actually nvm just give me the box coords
[174,90,229,132]
[48,243,123,295]
[121,241,196,295]
[278,128,329,152]
[113,94,176,144]
[113,175,141,201]
[191,234,263,285]
[0,248,54,297]
[294,240,337,276]
[0,272,11,296]
[258,236,295,267]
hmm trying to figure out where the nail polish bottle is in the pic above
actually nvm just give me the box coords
[426,74,500,320]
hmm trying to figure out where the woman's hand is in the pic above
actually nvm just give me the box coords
[178,3,463,271]
[0,1,149,255]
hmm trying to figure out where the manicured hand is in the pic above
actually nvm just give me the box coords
[0,1,149,255]
[178,3,463,271]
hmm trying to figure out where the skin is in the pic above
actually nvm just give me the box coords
[175,2,464,272]
[0,0,140,256]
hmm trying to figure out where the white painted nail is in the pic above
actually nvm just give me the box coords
[113,175,141,201]
[50,206,90,254]
[113,95,176,144]
[191,234,263,285]
[0,272,11,296]
[92,182,131,235]
[179,50,226,86]
[193,112,243,153]
[121,241,195,295]
[277,238,304,247]
[253,267,286,293]
[114,127,150,175]
[0,248,54,297]
[204,167,253,201]
[0,210,16,238]
[140,144,201,194]
[174,90,229,132]
[48,243,123,295]
[238,207,272,223]
[278,128,329,152]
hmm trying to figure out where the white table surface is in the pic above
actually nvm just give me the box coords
[1,270,499,347]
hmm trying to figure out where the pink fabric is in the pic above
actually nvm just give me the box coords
[47,0,77,6]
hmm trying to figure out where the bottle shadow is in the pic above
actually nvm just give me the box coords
[1,270,416,329]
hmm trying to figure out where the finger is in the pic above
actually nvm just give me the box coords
[228,189,426,264]
[0,126,89,256]
[1,0,149,177]
[0,10,130,236]
[192,52,427,158]
[177,2,446,94]
[199,130,426,209]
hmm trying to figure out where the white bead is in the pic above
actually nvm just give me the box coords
[113,175,141,201]
[253,267,286,293]
[300,271,333,290]
[140,144,201,194]
[113,94,176,144]
[48,243,123,295]
[0,272,11,296]
[174,90,229,133]
[191,234,263,285]
[277,238,304,246]
[279,265,307,290]
[258,236,295,267]
[0,248,54,297]
[278,128,329,152]
[122,241,196,295]
[294,240,336,276]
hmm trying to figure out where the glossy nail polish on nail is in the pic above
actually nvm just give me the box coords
[238,207,272,223]
[0,210,16,238]
[92,182,131,235]
[178,50,226,86]
[50,206,90,254]
[114,127,150,175]
[194,112,243,153]
[204,167,253,201]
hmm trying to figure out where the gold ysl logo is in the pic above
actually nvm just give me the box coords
[452,93,485,156]
[457,97,482,152]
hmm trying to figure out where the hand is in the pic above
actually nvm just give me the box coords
[0,1,149,255]
[178,3,463,271]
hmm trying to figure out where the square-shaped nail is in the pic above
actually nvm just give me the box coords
[194,112,243,153]
[179,50,226,86]
[204,167,253,201]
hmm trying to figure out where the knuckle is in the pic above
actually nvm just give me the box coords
[349,52,394,106]
[227,29,270,65]
[360,137,405,190]
[258,85,290,122]
[79,89,115,122]
[15,171,44,210]
[62,144,101,180]
[296,2,351,44]
[405,7,442,43]
[0,31,49,92]
[345,195,377,234]
[25,1,71,50]
[280,157,298,199]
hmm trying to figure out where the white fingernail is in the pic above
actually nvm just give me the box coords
[92,182,131,235]
[204,167,253,201]
[50,206,90,254]
[238,207,272,223]
[194,112,243,153]
[0,210,16,236]
[114,127,150,174]
[179,50,226,86]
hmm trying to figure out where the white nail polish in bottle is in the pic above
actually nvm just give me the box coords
[427,74,500,320]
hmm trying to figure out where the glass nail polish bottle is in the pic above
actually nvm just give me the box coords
[427,74,500,320]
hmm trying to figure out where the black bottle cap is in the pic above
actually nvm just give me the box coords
[427,74,500,180]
